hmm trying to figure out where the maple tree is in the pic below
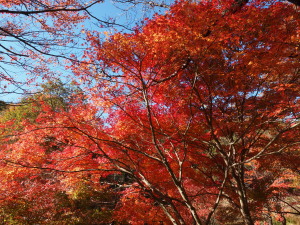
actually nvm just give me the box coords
[0,83,119,224]
[71,0,300,224]
[0,0,299,224]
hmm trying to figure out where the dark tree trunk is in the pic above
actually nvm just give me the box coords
[232,167,254,225]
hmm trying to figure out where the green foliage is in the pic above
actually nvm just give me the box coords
[0,79,83,126]
[0,102,41,125]
[68,183,117,224]
[0,101,7,112]
[36,79,84,111]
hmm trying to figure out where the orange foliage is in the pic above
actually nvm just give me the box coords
[0,0,299,224]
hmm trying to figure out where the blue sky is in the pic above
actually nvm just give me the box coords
[0,0,172,103]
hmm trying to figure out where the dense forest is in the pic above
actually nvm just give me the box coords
[0,0,299,224]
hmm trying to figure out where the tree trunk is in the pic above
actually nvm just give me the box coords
[232,168,254,225]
